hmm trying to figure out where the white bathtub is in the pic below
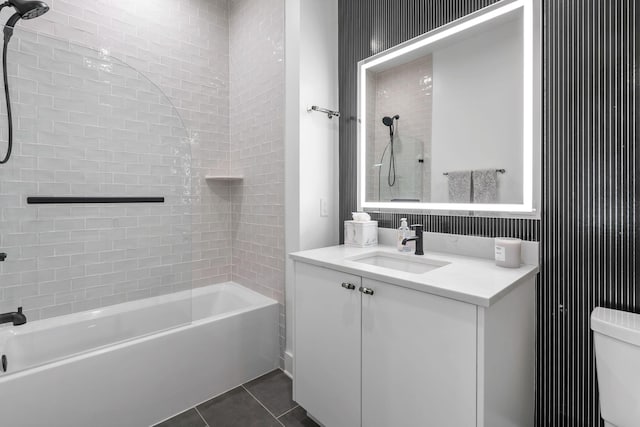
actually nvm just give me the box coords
[0,282,279,427]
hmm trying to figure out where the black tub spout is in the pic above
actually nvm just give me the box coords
[0,307,26,326]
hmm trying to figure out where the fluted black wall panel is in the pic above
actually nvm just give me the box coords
[539,1,638,425]
[339,1,638,426]
[367,211,540,241]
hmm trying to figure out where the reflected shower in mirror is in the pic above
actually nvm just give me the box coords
[367,55,433,203]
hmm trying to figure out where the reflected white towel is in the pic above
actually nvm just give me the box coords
[472,169,498,203]
[447,171,471,203]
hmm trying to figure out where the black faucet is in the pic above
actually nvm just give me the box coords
[401,224,424,255]
[0,307,26,326]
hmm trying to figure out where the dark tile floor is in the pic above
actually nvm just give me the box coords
[154,369,319,427]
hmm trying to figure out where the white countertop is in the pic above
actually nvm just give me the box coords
[289,244,538,307]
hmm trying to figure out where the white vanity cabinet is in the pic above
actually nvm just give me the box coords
[294,263,362,427]
[361,277,477,427]
[293,261,534,427]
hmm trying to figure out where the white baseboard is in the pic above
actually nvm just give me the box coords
[284,350,294,378]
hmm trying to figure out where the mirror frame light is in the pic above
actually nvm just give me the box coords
[357,0,541,215]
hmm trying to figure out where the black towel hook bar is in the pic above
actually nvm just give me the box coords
[443,169,506,176]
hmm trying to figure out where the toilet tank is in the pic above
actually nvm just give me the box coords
[591,307,640,427]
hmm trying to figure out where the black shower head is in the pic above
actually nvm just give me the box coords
[0,0,49,165]
[3,0,49,41]
[382,115,400,127]
[8,0,49,20]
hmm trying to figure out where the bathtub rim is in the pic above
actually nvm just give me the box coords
[1,281,276,336]
[0,282,278,382]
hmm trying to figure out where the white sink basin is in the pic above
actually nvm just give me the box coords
[348,252,449,274]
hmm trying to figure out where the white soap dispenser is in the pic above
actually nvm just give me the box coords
[397,218,411,252]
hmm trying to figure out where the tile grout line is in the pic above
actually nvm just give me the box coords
[194,407,210,427]
[276,404,300,419]
[241,385,286,426]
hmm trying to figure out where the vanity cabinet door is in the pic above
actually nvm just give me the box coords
[293,262,361,427]
[361,278,477,427]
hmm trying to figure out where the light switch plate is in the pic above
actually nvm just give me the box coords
[320,198,328,217]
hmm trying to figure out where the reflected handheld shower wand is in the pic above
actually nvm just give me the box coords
[382,114,399,131]
[381,114,399,188]
[0,0,49,165]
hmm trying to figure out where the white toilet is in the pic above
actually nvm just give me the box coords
[591,307,640,427]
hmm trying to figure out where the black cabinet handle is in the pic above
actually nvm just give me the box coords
[341,282,356,290]
[359,287,374,295]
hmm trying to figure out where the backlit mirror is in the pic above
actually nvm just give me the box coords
[357,0,540,214]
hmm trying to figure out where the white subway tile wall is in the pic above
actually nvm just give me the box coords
[0,28,197,321]
[0,0,284,333]
[229,0,285,358]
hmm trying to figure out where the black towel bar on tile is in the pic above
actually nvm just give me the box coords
[27,197,165,204]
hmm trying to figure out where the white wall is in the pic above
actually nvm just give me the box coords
[431,16,523,204]
[284,0,339,375]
